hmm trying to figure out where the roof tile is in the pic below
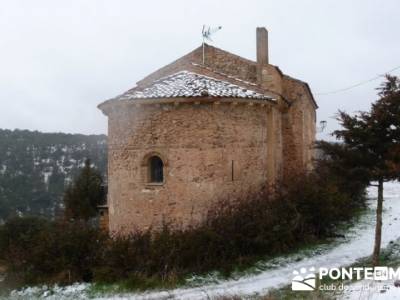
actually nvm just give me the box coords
[114,71,274,101]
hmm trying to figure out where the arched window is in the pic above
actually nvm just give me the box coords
[149,156,164,183]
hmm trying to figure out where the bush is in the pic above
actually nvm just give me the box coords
[0,217,48,264]
[0,164,367,289]
[94,167,366,284]
[0,218,107,286]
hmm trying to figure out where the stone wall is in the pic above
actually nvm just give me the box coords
[106,100,280,234]
[100,40,317,234]
[136,44,258,89]
[281,77,317,178]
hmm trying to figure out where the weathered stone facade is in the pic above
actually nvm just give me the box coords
[98,28,317,234]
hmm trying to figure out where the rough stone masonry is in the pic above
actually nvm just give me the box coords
[98,27,317,235]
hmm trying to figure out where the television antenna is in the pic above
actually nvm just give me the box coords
[202,25,222,65]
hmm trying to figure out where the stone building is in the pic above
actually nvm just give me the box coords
[98,28,317,234]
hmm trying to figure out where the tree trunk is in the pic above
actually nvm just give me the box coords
[372,178,384,266]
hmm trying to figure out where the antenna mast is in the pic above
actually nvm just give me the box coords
[202,25,222,65]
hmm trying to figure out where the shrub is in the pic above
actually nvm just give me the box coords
[0,164,367,289]
[0,217,50,272]
[94,168,366,284]
[0,219,107,286]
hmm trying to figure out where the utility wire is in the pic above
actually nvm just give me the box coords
[315,65,400,96]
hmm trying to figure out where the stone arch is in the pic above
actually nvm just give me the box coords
[141,151,168,184]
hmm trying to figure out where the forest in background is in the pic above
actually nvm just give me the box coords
[0,129,107,222]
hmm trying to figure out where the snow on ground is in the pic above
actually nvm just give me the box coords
[102,182,400,299]
[7,283,88,300]
[6,182,400,299]
[341,279,400,300]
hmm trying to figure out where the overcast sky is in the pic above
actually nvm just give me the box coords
[0,0,399,139]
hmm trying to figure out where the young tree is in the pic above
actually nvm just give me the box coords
[327,75,400,265]
[63,159,105,221]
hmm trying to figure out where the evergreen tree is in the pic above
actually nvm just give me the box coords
[63,159,105,221]
[322,75,400,265]
[0,129,107,221]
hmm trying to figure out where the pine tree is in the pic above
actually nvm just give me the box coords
[63,159,104,221]
[325,75,400,265]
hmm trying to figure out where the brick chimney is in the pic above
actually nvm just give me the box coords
[255,28,281,93]
[256,27,269,65]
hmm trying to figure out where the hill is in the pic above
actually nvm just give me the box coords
[0,129,107,222]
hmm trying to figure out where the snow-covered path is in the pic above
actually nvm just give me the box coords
[97,182,400,300]
[10,182,400,299]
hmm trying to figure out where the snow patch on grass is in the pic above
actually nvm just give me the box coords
[6,283,88,300]
[6,182,400,300]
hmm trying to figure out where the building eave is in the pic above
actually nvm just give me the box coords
[98,96,277,116]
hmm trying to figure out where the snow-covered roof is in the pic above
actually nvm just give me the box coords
[113,71,274,101]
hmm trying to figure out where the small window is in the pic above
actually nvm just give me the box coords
[149,156,164,183]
